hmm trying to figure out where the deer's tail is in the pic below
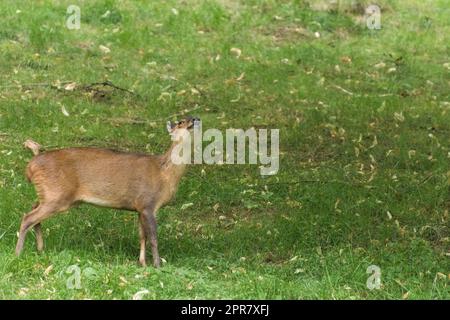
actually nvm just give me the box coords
[23,139,41,156]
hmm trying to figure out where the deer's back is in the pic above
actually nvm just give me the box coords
[27,148,164,210]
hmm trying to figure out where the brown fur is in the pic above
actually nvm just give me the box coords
[16,117,198,267]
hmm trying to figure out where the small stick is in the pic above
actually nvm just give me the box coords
[331,84,354,96]
[84,81,135,95]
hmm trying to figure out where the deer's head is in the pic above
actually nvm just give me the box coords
[166,116,200,141]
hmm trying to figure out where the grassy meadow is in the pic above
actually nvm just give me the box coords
[0,0,449,299]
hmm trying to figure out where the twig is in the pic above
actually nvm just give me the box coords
[0,80,138,97]
[377,93,394,97]
[84,80,136,95]
[330,84,397,98]
[331,84,354,96]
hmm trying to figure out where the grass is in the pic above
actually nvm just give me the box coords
[0,0,449,299]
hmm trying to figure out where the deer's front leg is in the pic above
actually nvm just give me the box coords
[145,210,161,268]
[138,213,148,267]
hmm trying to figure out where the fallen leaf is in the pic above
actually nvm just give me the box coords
[230,47,242,58]
[64,82,77,91]
[132,289,149,300]
[374,62,386,69]
[181,203,193,210]
[340,56,352,64]
[99,45,111,54]
[101,10,111,18]
[236,72,245,81]
[394,112,405,122]
[157,92,171,101]
[61,105,70,117]
[18,288,29,296]
[44,265,53,276]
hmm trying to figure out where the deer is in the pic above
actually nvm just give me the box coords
[15,116,200,268]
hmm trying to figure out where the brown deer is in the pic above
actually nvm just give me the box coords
[16,116,199,267]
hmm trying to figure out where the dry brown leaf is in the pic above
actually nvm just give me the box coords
[374,62,386,69]
[132,289,149,300]
[230,47,242,58]
[99,45,111,54]
[340,56,352,64]
[61,105,70,117]
[64,82,77,91]
[44,265,54,276]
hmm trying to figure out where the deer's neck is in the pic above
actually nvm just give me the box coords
[153,133,192,208]
[160,136,190,184]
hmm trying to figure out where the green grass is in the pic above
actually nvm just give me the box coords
[0,0,449,299]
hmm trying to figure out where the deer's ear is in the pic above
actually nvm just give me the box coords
[166,121,174,132]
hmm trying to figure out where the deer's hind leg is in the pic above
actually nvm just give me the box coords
[34,223,44,252]
[28,202,44,252]
[16,198,72,256]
